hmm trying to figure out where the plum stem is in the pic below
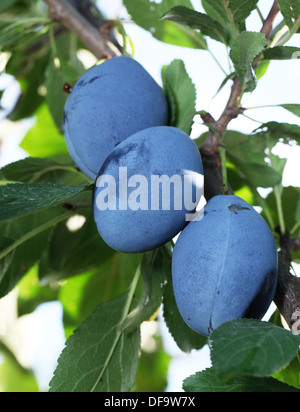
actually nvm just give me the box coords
[274,185,286,236]
[260,0,280,39]
[218,145,228,195]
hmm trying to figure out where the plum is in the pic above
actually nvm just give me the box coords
[64,56,169,180]
[93,126,204,253]
[172,195,278,336]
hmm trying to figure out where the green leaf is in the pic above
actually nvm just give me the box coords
[17,265,58,316]
[278,0,300,29]
[162,247,207,352]
[20,104,69,158]
[0,0,19,12]
[0,15,49,53]
[214,72,236,96]
[8,51,49,121]
[227,0,260,25]
[183,368,300,392]
[1,157,90,185]
[0,182,87,222]
[280,104,300,118]
[41,208,115,282]
[255,59,271,80]
[135,336,171,392]
[0,236,15,278]
[58,253,142,333]
[230,31,266,92]
[123,0,207,49]
[209,319,300,379]
[46,54,82,133]
[201,0,259,35]
[123,248,168,329]
[262,46,300,60]
[272,355,300,389]
[223,130,282,188]
[0,207,64,298]
[50,280,141,392]
[262,186,300,233]
[201,0,230,26]
[162,59,197,134]
[0,349,39,392]
[202,0,259,25]
[161,6,230,44]
[254,121,300,144]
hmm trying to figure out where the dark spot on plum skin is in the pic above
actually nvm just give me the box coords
[204,210,216,215]
[228,204,251,214]
[63,110,68,125]
[97,142,139,177]
[88,76,101,84]
[77,76,101,87]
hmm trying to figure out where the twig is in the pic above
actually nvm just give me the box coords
[260,0,279,39]
[200,78,242,198]
[273,229,300,329]
[260,0,280,39]
[290,237,300,253]
[275,253,300,330]
[71,0,123,52]
[43,0,121,59]
[259,0,300,331]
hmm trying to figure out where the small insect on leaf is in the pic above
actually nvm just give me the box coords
[63,83,73,94]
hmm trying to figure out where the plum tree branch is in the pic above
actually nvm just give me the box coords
[200,0,280,198]
[200,76,242,199]
[259,0,300,330]
[260,0,279,39]
[199,0,300,330]
[70,0,123,52]
[43,0,121,59]
[274,230,300,330]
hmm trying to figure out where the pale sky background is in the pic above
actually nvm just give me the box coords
[0,0,299,392]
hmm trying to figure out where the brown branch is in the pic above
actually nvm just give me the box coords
[290,237,300,253]
[260,0,280,39]
[200,77,242,198]
[259,1,300,332]
[274,251,300,330]
[201,79,243,157]
[43,0,121,59]
[273,230,300,329]
[70,0,123,52]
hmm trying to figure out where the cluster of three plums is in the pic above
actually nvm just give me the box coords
[64,56,278,337]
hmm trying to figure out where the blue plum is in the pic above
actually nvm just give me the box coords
[172,195,278,336]
[64,56,169,180]
[93,126,204,254]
